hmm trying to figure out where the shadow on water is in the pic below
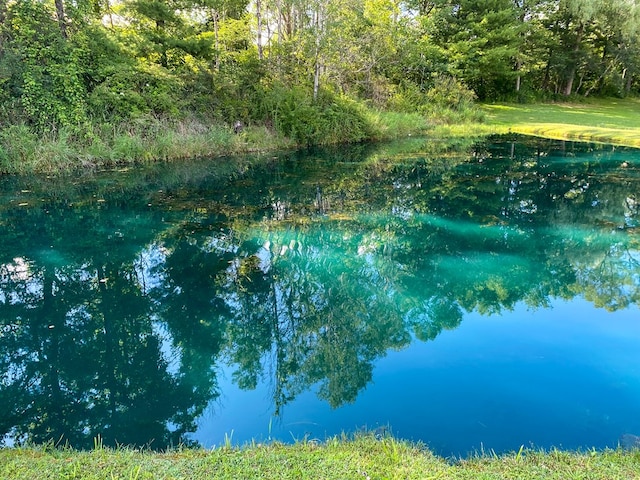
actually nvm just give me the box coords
[0,135,639,450]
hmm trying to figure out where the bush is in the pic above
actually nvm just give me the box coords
[257,84,370,145]
[8,1,88,128]
[87,63,184,121]
[206,49,264,123]
[387,76,483,124]
[425,75,477,111]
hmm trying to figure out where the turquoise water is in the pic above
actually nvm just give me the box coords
[1,136,639,456]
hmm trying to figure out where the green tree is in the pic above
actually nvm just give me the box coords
[429,0,524,99]
[5,1,88,128]
[538,0,640,96]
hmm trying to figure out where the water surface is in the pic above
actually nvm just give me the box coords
[1,136,639,456]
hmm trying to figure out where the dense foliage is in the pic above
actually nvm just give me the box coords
[0,0,639,162]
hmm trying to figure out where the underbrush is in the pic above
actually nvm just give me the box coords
[0,79,488,175]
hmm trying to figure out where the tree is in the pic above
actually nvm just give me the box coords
[4,1,88,128]
[429,0,525,99]
[540,0,640,96]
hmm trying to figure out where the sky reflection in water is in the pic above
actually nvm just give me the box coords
[198,299,640,457]
[1,136,639,456]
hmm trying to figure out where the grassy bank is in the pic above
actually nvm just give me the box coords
[2,97,639,175]
[482,98,640,148]
[0,109,431,175]
[2,436,639,479]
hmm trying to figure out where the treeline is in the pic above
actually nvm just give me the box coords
[0,0,638,169]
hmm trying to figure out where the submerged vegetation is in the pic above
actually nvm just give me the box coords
[2,436,640,480]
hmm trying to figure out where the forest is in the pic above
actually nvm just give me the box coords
[0,0,639,170]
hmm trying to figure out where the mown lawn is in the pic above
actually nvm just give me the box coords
[2,436,640,480]
[482,98,640,147]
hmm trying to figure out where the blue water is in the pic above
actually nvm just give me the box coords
[1,136,639,456]
[193,299,640,456]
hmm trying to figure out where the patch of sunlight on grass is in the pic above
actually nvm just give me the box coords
[483,99,640,147]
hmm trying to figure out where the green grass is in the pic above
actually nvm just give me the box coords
[482,98,640,147]
[0,109,431,175]
[2,98,639,175]
[2,436,639,479]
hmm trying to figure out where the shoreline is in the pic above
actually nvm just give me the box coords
[2,99,640,176]
[2,435,638,479]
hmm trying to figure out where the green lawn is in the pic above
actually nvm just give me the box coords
[482,98,640,147]
[2,437,640,479]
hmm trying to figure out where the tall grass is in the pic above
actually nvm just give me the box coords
[0,118,246,174]
[0,85,492,175]
[365,111,430,140]
[0,124,39,174]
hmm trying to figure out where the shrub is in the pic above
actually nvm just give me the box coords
[425,75,477,111]
[87,63,184,121]
[257,84,370,145]
[8,1,88,128]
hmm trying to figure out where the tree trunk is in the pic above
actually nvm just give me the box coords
[266,2,271,51]
[563,22,584,96]
[419,0,435,16]
[514,5,526,94]
[313,8,321,101]
[105,0,114,28]
[156,19,168,67]
[541,48,553,91]
[276,0,283,42]
[0,0,6,50]
[54,0,68,38]
[563,66,576,96]
[256,0,263,60]
[211,9,220,70]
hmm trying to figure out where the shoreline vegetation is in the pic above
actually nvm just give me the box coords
[2,0,639,178]
[0,95,483,175]
[1,97,639,176]
[0,108,435,175]
[2,435,640,479]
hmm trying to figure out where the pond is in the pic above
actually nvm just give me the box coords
[1,135,639,457]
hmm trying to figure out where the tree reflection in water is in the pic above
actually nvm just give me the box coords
[0,136,638,448]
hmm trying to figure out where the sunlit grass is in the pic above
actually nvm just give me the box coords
[2,436,639,479]
[483,98,640,147]
[366,110,431,139]
[2,98,639,174]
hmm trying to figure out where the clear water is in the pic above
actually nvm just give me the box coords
[1,136,639,457]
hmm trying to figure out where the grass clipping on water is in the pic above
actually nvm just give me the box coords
[2,436,640,479]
